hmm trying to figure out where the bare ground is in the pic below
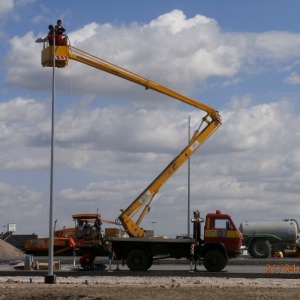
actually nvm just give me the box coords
[0,277,300,300]
[0,240,299,299]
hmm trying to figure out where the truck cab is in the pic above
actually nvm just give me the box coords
[203,210,242,258]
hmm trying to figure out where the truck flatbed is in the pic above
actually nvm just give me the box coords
[107,237,195,243]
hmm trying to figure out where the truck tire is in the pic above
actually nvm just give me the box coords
[126,249,150,271]
[203,250,227,272]
[248,239,271,258]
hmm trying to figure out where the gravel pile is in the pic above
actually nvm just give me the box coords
[0,240,25,257]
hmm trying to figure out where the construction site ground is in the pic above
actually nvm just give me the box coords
[0,274,300,300]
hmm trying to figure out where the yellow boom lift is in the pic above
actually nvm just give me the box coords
[40,36,222,238]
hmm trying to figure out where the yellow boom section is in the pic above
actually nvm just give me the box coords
[41,40,222,237]
[68,46,219,118]
[119,114,220,237]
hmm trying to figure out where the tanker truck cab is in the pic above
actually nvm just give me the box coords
[203,210,243,259]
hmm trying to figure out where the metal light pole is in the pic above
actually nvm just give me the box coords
[151,221,157,235]
[187,116,191,237]
[45,33,56,284]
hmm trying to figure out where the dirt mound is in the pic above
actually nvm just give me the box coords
[0,239,25,257]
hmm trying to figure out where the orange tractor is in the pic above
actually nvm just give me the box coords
[25,213,109,256]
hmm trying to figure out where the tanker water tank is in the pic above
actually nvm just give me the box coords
[239,220,298,243]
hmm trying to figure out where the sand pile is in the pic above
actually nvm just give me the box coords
[0,239,25,257]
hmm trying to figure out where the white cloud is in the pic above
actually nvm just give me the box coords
[284,72,300,85]
[229,94,252,110]
[68,22,99,43]
[146,9,213,34]
[0,97,300,236]
[52,100,300,234]
[0,0,14,16]
[4,10,300,100]
[219,100,295,153]
[254,31,300,60]
[223,77,243,87]
[0,181,44,234]
[1,89,300,234]
[15,0,36,7]
[0,97,45,122]
[0,97,49,170]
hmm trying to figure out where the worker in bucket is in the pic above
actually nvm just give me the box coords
[45,25,54,45]
[55,19,65,45]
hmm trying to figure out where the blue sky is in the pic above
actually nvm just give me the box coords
[1,1,300,238]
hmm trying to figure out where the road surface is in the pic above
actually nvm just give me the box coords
[1,256,300,278]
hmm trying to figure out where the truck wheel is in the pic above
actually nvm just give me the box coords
[203,250,227,272]
[249,239,271,258]
[126,249,150,271]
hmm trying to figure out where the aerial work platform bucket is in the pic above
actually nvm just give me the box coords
[41,37,69,68]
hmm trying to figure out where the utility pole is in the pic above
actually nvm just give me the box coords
[151,221,157,234]
[45,33,56,284]
[187,116,191,237]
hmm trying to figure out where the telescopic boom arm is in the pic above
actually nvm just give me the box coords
[40,38,222,237]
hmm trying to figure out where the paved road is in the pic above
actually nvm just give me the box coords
[1,256,300,278]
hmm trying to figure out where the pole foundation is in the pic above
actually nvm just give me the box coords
[44,274,56,284]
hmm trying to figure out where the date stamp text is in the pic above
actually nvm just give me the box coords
[265,264,300,274]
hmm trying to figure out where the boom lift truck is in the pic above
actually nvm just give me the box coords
[38,36,242,271]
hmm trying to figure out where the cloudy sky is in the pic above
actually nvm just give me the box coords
[1,0,300,238]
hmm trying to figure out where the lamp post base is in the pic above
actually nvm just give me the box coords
[44,274,56,284]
